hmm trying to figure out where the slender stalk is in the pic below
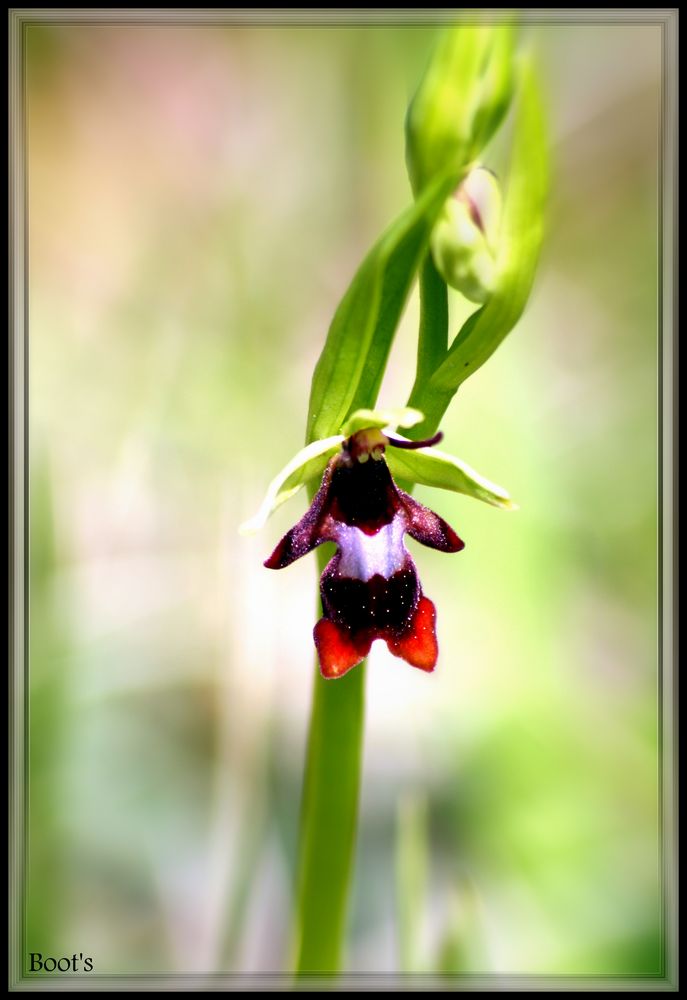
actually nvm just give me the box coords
[294,547,365,975]
[407,250,455,441]
[411,255,449,394]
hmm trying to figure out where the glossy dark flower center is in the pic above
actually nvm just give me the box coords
[327,458,399,535]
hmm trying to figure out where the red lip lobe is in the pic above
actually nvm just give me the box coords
[386,595,438,672]
[313,619,372,679]
[315,594,439,678]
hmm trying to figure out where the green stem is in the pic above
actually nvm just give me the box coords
[410,255,449,396]
[407,252,454,440]
[294,550,365,975]
[406,381,456,441]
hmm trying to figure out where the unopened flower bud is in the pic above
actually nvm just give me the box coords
[405,27,514,195]
[430,166,503,303]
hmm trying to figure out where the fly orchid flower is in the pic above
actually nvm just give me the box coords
[266,427,462,678]
[240,408,516,679]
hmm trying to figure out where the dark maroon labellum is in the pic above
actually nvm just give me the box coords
[264,429,464,679]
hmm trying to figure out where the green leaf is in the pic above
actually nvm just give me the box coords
[306,168,458,446]
[386,441,516,509]
[341,406,424,437]
[239,435,342,535]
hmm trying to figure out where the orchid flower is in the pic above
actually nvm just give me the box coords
[240,407,515,679]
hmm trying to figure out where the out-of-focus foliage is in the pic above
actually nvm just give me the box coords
[25,23,662,977]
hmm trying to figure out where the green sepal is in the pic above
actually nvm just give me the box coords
[239,435,343,535]
[341,406,424,438]
[386,440,516,510]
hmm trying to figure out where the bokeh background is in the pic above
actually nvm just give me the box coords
[26,22,662,975]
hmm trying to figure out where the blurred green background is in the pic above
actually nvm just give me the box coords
[26,23,662,975]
